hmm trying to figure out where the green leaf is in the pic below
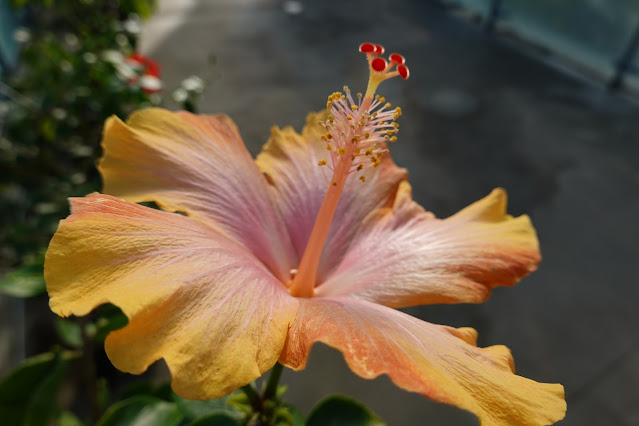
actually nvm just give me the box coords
[282,404,305,426]
[39,117,57,141]
[94,304,128,343]
[187,413,238,426]
[307,395,385,426]
[97,396,183,426]
[173,392,244,421]
[0,263,46,297]
[119,381,157,400]
[54,318,83,348]
[10,0,28,10]
[0,351,75,426]
[97,377,111,412]
[57,411,84,426]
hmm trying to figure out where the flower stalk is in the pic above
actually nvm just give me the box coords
[241,363,286,425]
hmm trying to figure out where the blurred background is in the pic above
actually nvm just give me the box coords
[1,0,638,425]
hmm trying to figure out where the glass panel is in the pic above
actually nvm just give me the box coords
[500,0,639,79]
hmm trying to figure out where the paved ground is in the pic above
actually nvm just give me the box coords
[136,0,639,424]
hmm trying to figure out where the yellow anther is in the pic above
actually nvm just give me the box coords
[357,92,362,98]
[338,147,346,155]
[364,132,370,138]
[321,135,327,142]
[359,121,365,127]
[365,149,372,156]
[386,130,394,135]
[351,105,358,111]
[393,122,399,128]
[354,148,361,154]
[359,176,366,182]
[351,136,360,143]
[379,97,386,103]
[326,144,333,151]
[384,135,390,141]
[346,115,353,121]
[385,102,391,108]
[372,112,378,118]
[390,136,397,142]
[318,159,327,166]
[357,164,364,171]
[326,133,333,139]
[343,85,349,92]
[375,95,381,101]
[395,107,402,115]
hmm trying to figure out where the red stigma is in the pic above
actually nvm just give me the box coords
[359,42,375,53]
[389,53,405,64]
[374,44,385,55]
[397,64,410,79]
[372,58,387,72]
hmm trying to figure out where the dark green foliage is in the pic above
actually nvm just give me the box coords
[0,350,77,426]
[0,0,157,278]
[307,395,385,426]
[97,396,183,426]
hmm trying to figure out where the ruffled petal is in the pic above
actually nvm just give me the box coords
[99,108,295,280]
[316,183,540,306]
[45,194,298,398]
[280,298,565,426]
[255,112,407,281]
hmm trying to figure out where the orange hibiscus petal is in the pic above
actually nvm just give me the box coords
[45,194,298,398]
[255,111,407,281]
[99,108,295,281]
[316,183,540,306]
[280,298,565,426]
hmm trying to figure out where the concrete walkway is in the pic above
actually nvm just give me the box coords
[140,0,639,424]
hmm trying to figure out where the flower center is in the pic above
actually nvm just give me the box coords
[288,43,409,298]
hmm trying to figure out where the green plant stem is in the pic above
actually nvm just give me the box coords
[241,382,262,413]
[241,363,285,424]
[79,317,100,423]
[263,362,283,400]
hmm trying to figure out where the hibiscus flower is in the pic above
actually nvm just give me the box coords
[45,43,566,425]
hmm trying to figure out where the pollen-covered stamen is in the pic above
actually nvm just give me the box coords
[288,43,408,298]
[320,88,399,179]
